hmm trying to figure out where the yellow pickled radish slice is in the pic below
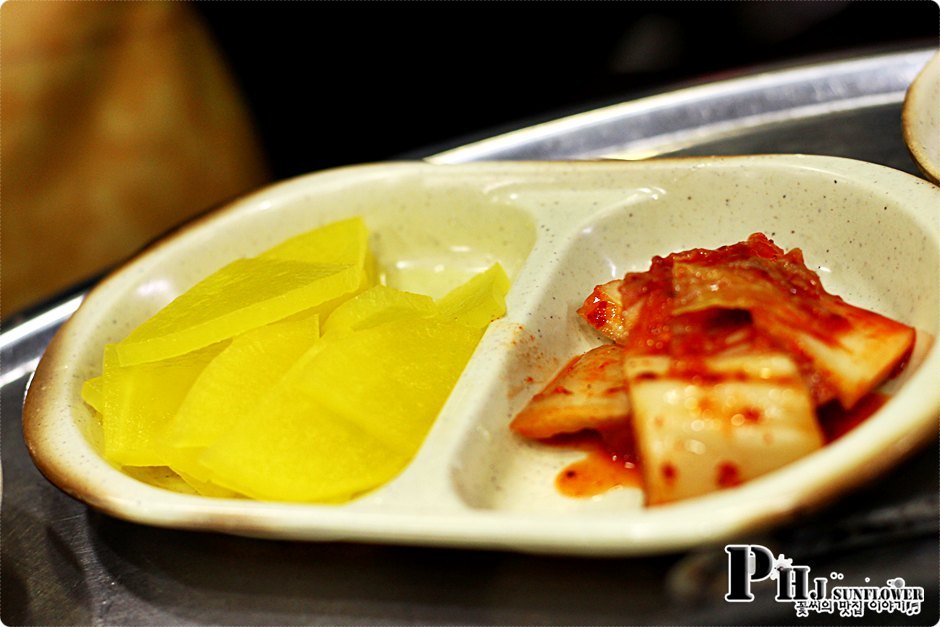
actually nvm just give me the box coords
[200,398,409,503]
[362,248,380,289]
[122,466,200,495]
[112,257,358,367]
[301,266,378,330]
[81,376,104,414]
[257,217,375,322]
[296,317,482,452]
[260,217,375,322]
[436,263,510,328]
[175,470,244,498]
[260,216,367,266]
[101,342,226,467]
[163,312,320,480]
[199,317,482,502]
[120,466,244,498]
[322,285,435,336]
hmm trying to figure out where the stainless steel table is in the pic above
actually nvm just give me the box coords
[3,48,938,625]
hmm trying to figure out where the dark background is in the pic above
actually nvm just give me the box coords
[194,1,938,181]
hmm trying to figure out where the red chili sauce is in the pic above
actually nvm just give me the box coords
[545,427,642,498]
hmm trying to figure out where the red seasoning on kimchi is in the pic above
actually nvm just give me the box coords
[510,233,915,505]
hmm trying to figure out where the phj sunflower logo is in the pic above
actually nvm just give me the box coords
[725,544,924,618]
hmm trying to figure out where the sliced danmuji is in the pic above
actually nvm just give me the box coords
[81,217,510,503]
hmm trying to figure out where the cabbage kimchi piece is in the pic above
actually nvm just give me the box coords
[625,352,823,505]
[510,344,629,439]
[578,281,631,344]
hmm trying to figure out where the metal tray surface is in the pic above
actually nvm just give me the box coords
[2,48,938,626]
[431,49,934,164]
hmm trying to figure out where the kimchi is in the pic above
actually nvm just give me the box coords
[510,233,915,505]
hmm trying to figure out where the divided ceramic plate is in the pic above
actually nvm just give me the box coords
[903,51,940,185]
[24,158,940,556]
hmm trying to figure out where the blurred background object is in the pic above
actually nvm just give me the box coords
[193,1,937,179]
[1,0,936,319]
[0,1,269,319]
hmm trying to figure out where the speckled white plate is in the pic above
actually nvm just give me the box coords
[23,158,940,556]
[903,50,940,185]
